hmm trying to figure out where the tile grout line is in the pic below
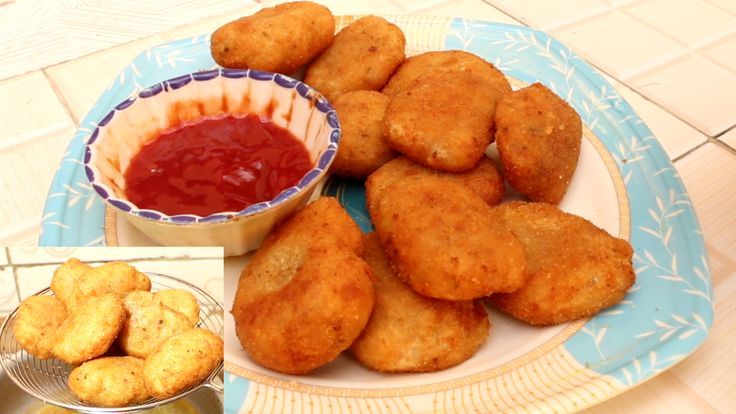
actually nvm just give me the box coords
[43,69,81,128]
[6,247,21,304]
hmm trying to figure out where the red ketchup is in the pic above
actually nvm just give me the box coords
[124,114,312,217]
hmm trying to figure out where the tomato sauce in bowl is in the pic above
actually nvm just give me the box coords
[124,114,312,217]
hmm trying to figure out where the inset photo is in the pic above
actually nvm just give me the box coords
[0,247,224,413]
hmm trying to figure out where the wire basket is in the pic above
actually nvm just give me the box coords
[0,272,224,413]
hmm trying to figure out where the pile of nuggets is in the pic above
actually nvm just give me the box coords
[12,259,223,407]
[220,2,636,375]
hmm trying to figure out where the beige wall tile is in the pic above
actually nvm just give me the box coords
[674,143,736,259]
[670,270,736,413]
[551,11,687,79]
[412,0,521,22]
[0,267,18,315]
[719,127,736,150]
[0,128,75,244]
[624,0,736,48]
[0,248,7,266]
[16,265,54,300]
[259,0,401,15]
[45,35,166,123]
[0,71,74,149]
[598,72,707,159]
[8,246,223,265]
[704,0,736,15]
[484,0,608,30]
[583,371,719,413]
[629,55,736,136]
[702,34,736,73]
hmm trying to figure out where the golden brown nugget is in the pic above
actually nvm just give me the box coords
[232,197,374,374]
[304,16,405,101]
[367,156,504,206]
[382,50,511,97]
[487,202,635,325]
[118,293,192,358]
[211,2,334,74]
[52,294,125,365]
[495,83,582,204]
[144,328,223,399]
[73,262,151,305]
[384,71,504,172]
[330,91,396,178]
[12,296,67,359]
[50,258,91,310]
[351,234,489,372]
[69,357,148,407]
[366,174,526,300]
[154,290,200,326]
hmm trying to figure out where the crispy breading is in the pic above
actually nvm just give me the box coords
[305,16,405,101]
[351,233,489,372]
[50,258,90,311]
[232,197,374,374]
[69,357,149,407]
[210,1,334,74]
[71,261,151,307]
[367,156,504,206]
[12,296,67,359]
[487,202,635,325]
[383,71,504,172]
[118,292,192,358]
[52,293,125,365]
[366,174,527,300]
[143,328,223,399]
[330,90,396,178]
[495,83,582,204]
[154,289,200,326]
[382,50,511,97]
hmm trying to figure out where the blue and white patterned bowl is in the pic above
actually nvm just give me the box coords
[84,68,340,255]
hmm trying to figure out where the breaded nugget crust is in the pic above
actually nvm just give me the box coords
[13,296,67,359]
[495,83,582,204]
[154,289,200,326]
[211,1,335,74]
[368,156,504,206]
[330,91,396,178]
[383,71,503,172]
[366,174,527,300]
[305,16,405,101]
[118,296,192,358]
[52,294,125,365]
[144,329,223,399]
[382,50,511,97]
[487,202,635,325]
[351,234,489,372]
[50,258,91,311]
[69,357,148,407]
[73,262,151,305]
[232,197,374,374]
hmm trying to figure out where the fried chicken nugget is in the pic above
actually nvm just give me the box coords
[330,91,396,178]
[495,83,582,204]
[69,357,149,407]
[12,296,67,359]
[50,258,91,310]
[232,197,375,374]
[72,262,151,306]
[487,202,635,325]
[368,156,504,206]
[154,290,200,326]
[211,1,334,74]
[366,174,526,300]
[144,328,223,399]
[351,234,489,372]
[304,16,405,101]
[52,293,125,365]
[383,71,504,172]
[118,292,192,358]
[382,50,511,97]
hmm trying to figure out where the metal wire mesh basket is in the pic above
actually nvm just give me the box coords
[0,272,224,413]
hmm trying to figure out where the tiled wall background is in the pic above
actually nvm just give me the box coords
[0,246,224,318]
